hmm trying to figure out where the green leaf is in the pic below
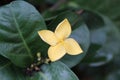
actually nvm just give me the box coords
[0,56,24,80]
[0,1,47,67]
[42,61,79,80]
[47,11,80,31]
[42,9,70,21]
[81,11,120,67]
[0,64,21,80]
[70,0,120,31]
[81,10,104,29]
[0,57,79,80]
[0,55,10,68]
[32,61,79,80]
[47,11,90,67]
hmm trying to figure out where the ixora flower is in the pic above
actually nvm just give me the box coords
[38,19,83,62]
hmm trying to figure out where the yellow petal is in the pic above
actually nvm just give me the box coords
[38,30,58,46]
[55,19,71,40]
[48,43,66,61]
[64,38,83,55]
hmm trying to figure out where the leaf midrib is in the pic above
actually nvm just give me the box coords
[9,5,33,59]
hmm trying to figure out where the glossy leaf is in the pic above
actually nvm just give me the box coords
[40,61,79,80]
[0,55,79,80]
[0,1,47,67]
[26,61,79,80]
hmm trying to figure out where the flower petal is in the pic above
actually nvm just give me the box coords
[48,43,66,61]
[38,30,58,46]
[64,38,83,55]
[55,19,71,40]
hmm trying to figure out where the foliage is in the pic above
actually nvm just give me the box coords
[0,0,120,80]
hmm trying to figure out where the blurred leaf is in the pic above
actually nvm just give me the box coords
[81,10,104,29]
[47,11,80,30]
[82,44,102,62]
[106,70,120,80]
[70,0,120,31]
[0,1,47,68]
[47,11,90,67]
[81,11,120,67]
[42,10,57,20]
[42,9,69,21]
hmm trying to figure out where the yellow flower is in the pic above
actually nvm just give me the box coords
[38,19,83,61]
